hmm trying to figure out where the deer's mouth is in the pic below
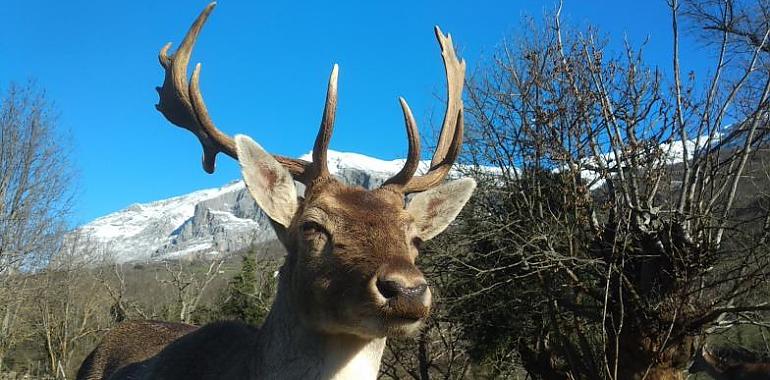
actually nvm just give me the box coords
[383,316,424,336]
[349,309,424,338]
[350,286,431,337]
[377,297,431,337]
[382,301,431,321]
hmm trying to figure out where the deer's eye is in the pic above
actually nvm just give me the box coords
[301,221,324,234]
[300,222,330,249]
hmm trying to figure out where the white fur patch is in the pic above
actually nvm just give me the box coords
[327,338,385,380]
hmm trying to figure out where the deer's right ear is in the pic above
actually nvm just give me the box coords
[236,135,298,228]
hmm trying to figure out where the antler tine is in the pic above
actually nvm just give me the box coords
[384,26,466,194]
[188,63,236,172]
[309,64,339,180]
[382,98,421,188]
[156,2,311,179]
[401,110,463,193]
[429,26,465,169]
[156,2,233,174]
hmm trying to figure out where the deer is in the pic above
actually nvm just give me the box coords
[688,344,770,380]
[77,2,474,379]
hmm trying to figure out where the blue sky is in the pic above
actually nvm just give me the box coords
[0,1,709,225]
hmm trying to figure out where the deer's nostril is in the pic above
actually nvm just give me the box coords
[376,277,428,300]
[376,279,402,299]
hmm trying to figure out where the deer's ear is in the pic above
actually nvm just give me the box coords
[407,178,476,241]
[236,135,298,228]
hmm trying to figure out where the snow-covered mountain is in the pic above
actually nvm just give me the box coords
[74,150,448,263]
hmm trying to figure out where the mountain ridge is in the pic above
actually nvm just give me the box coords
[74,150,443,263]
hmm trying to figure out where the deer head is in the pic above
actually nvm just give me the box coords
[155,2,474,340]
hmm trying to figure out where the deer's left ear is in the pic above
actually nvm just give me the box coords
[236,134,298,228]
[406,178,476,241]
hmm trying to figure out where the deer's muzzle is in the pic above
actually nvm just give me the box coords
[372,263,432,322]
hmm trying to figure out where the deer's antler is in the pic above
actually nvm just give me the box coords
[382,26,466,194]
[156,2,338,184]
[157,4,464,190]
[309,64,338,180]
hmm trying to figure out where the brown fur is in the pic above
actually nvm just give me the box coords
[281,179,429,337]
[259,165,278,190]
[75,320,197,380]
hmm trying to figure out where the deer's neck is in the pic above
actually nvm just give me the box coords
[253,273,386,380]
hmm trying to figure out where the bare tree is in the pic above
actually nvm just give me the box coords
[34,233,112,379]
[0,82,73,274]
[156,258,224,324]
[683,0,770,54]
[0,276,32,372]
[90,246,142,323]
[380,318,474,380]
[0,82,74,375]
[437,1,770,378]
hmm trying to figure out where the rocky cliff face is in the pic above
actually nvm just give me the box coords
[74,151,403,263]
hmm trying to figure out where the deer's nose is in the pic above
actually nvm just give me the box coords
[376,277,428,300]
[372,262,432,313]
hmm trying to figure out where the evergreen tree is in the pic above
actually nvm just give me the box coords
[218,254,272,326]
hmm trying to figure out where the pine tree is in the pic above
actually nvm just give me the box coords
[219,254,270,326]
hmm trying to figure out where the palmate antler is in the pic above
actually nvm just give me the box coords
[156,2,465,193]
[155,2,328,184]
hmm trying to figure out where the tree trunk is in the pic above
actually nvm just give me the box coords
[418,329,430,380]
